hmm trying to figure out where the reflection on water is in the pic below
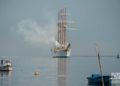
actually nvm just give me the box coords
[57,58,67,86]
[0,71,12,77]
[0,71,12,86]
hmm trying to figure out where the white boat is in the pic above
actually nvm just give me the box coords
[0,59,12,71]
[53,8,71,57]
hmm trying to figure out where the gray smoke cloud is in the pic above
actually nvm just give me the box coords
[17,19,57,47]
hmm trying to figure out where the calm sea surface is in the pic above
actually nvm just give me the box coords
[0,56,120,86]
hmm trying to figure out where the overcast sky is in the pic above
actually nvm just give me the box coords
[0,0,120,57]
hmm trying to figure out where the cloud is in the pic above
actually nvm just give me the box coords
[17,19,57,47]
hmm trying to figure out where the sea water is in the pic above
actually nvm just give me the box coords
[0,56,120,86]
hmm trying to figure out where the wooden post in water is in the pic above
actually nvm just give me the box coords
[96,45,104,86]
[97,52,104,86]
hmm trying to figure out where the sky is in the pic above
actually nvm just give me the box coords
[0,0,120,57]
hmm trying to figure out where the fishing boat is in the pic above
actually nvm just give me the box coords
[87,74,111,85]
[0,59,12,71]
[87,45,111,86]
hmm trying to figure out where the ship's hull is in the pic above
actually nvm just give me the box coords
[0,66,12,71]
[53,49,71,58]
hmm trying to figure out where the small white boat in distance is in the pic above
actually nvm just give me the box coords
[0,59,12,71]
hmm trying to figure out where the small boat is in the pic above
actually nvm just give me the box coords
[0,59,12,71]
[87,74,111,85]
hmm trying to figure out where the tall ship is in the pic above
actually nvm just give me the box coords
[53,8,71,57]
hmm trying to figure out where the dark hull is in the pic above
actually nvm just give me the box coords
[0,66,12,71]
[87,75,111,86]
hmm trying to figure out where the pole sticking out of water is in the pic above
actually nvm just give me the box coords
[95,45,104,86]
[117,53,120,59]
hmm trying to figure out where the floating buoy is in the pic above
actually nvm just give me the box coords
[34,71,40,76]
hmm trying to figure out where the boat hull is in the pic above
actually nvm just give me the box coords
[87,74,111,85]
[0,66,12,71]
[53,49,71,58]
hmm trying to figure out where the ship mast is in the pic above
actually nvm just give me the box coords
[58,8,67,48]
